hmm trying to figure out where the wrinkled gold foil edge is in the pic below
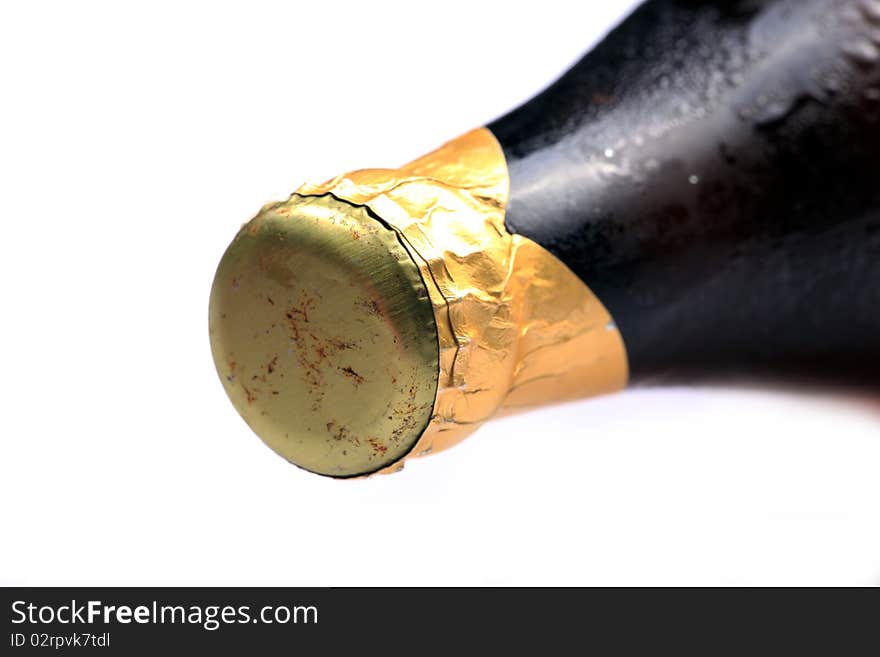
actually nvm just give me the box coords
[297,128,629,474]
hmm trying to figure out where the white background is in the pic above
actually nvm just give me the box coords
[2,0,879,586]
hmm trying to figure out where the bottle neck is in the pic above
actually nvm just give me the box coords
[489,0,880,384]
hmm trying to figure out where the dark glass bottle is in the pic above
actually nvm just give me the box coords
[489,0,880,385]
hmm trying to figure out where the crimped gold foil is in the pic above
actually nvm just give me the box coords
[298,128,628,472]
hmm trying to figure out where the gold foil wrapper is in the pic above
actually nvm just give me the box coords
[298,128,629,472]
